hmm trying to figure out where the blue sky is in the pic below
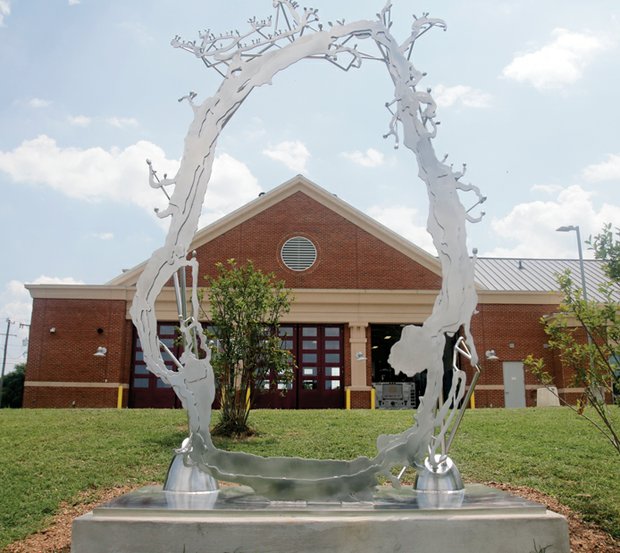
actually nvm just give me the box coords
[1,0,619,372]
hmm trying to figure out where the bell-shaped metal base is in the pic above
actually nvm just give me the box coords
[163,451,219,493]
[415,454,464,492]
[415,455,465,509]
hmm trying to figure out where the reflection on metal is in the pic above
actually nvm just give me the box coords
[415,455,465,508]
[131,1,483,500]
[445,337,482,454]
[101,483,544,513]
[164,440,219,493]
[404,337,480,494]
[416,455,464,491]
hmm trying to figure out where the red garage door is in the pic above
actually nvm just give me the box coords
[129,323,344,409]
[129,324,181,409]
[255,324,344,409]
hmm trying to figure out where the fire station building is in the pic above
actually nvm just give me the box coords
[23,176,606,410]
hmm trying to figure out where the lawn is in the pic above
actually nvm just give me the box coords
[0,407,618,549]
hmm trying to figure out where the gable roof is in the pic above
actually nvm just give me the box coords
[107,174,442,287]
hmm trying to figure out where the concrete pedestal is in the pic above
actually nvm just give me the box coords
[72,484,570,553]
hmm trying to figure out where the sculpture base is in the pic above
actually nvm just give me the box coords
[72,484,569,553]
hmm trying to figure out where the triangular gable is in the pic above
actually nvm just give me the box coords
[107,175,441,288]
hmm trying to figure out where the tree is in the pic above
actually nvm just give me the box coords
[525,225,620,456]
[204,260,293,437]
[590,223,620,282]
[1,363,26,408]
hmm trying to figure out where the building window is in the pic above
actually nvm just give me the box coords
[281,236,317,271]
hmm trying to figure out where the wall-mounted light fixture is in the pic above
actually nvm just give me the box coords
[94,346,107,358]
[355,351,367,361]
[49,327,56,334]
[485,350,499,361]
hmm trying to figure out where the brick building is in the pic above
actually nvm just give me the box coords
[24,176,604,409]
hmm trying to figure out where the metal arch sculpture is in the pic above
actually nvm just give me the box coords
[130,0,485,501]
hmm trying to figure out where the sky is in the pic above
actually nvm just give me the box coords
[1,0,619,373]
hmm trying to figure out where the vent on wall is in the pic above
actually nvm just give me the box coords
[281,236,317,271]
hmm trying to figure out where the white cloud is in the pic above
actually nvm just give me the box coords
[485,185,620,258]
[68,115,91,127]
[530,184,564,195]
[91,232,114,240]
[263,140,310,173]
[28,98,51,109]
[198,153,262,227]
[341,148,385,168]
[366,205,436,255]
[32,275,84,286]
[106,116,139,129]
[1,276,83,329]
[433,84,492,109]
[502,28,610,90]
[68,0,80,5]
[0,135,260,231]
[0,135,177,218]
[582,154,620,182]
[1,280,32,326]
[0,0,10,26]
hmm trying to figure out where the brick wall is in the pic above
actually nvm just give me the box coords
[25,386,119,408]
[25,191,580,411]
[468,303,563,407]
[350,390,372,409]
[24,298,132,408]
[193,192,442,290]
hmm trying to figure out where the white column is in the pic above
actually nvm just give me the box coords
[348,323,370,390]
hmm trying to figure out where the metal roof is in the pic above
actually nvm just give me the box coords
[475,258,620,302]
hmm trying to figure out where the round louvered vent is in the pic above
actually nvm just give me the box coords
[281,236,317,271]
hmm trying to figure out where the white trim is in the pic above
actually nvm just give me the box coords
[473,385,587,394]
[26,285,134,301]
[26,381,129,389]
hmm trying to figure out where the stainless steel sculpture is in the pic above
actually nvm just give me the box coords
[130,1,485,501]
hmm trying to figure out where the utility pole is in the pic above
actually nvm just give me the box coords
[0,318,16,408]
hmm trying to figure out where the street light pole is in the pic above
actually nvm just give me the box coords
[556,225,588,301]
[556,224,599,400]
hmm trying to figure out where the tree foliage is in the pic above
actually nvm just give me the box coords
[204,260,293,437]
[1,363,26,408]
[589,223,620,282]
[525,225,620,456]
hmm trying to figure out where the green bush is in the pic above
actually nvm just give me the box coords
[1,363,25,408]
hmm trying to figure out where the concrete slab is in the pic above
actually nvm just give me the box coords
[72,484,570,553]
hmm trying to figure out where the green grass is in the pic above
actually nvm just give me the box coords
[0,407,618,549]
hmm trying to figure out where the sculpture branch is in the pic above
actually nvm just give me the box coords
[132,2,486,500]
[401,14,447,59]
